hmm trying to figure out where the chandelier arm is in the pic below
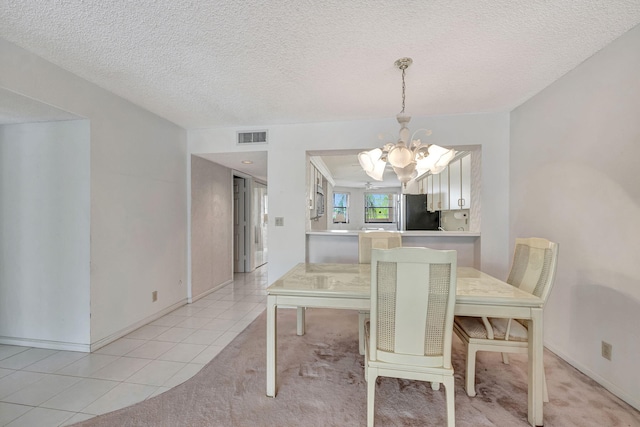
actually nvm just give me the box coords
[410,128,433,142]
[413,145,430,158]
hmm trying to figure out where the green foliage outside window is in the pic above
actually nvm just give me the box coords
[365,193,395,223]
[333,192,349,223]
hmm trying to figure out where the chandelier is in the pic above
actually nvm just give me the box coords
[358,57,456,187]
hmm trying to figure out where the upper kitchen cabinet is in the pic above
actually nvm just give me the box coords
[308,162,325,218]
[439,169,450,211]
[426,170,449,212]
[448,153,471,210]
[425,175,433,211]
[307,155,338,231]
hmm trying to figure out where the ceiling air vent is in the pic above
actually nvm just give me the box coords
[237,130,267,145]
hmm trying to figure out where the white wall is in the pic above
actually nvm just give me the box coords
[189,112,510,285]
[191,155,233,299]
[510,25,640,408]
[1,38,188,349]
[0,120,90,350]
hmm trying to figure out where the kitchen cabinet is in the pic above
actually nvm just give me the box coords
[418,176,425,194]
[438,169,449,211]
[308,162,326,220]
[448,154,471,210]
[425,169,449,212]
[309,163,316,211]
[461,154,471,209]
[417,152,471,212]
[426,175,434,211]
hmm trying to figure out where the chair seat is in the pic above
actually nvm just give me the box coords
[454,316,529,342]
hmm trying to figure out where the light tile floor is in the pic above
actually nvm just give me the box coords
[0,265,268,427]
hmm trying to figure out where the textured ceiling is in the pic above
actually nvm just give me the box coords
[195,151,268,182]
[2,1,640,130]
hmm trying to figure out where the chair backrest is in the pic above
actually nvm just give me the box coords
[369,247,457,369]
[507,237,559,304]
[358,231,402,263]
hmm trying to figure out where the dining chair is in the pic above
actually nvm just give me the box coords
[453,237,559,400]
[356,231,403,355]
[358,231,402,264]
[365,247,458,427]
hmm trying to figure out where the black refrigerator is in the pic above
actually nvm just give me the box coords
[403,194,441,230]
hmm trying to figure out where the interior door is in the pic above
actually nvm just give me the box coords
[253,182,268,267]
[233,177,246,273]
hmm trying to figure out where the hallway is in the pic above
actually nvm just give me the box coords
[0,265,268,426]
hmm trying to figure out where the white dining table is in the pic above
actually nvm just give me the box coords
[266,263,546,427]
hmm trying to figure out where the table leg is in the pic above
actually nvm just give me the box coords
[528,308,544,426]
[266,295,277,397]
[297,307,306,336]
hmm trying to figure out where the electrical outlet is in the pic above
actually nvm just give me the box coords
[601,341,612,361]
[152,291,158,302]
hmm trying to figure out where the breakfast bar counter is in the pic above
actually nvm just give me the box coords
[306,230,481,267]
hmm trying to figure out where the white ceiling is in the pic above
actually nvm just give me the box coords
[319,151,400,189]
[2,1,639,185]
[195,151,267,182]
[2,1,639,130]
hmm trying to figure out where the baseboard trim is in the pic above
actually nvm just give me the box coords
[1,298,195,354]
[0,336,90,352]
[544,342,640,411]
[189,279,233,304]
[90,298,187,352]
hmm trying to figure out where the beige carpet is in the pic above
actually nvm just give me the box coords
[72,309,640,427]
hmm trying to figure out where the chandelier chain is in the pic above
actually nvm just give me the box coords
[401,66,406,114]
[394,57,411,114]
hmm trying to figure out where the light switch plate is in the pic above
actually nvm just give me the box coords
[275,217,284,227]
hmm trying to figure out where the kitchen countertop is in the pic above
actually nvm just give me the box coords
[306,230,480,237]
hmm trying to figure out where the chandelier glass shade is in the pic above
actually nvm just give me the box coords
[358,58,456,186]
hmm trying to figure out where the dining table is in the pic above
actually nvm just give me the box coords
[265,263,546,427]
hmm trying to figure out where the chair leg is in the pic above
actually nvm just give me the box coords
[465,346,477,397]
[367,372,377,427]
[444,376,456,427]
[358,311,368,355]
[364,331,369,381]
[543,368,549,402]
[502,353,510,364]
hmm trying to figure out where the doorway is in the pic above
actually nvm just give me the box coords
[233,175,268,273]
[253,181,268,268]
[233,176,249,272]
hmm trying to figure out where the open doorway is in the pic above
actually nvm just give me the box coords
[233,173,268,273]
[233,175,248,272]
[191,150,267,295]
[253,181,268,268]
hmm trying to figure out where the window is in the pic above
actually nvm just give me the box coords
[365,193,396,223]
[333,192,349,223]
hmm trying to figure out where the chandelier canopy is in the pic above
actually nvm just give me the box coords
[358,58,456,187]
